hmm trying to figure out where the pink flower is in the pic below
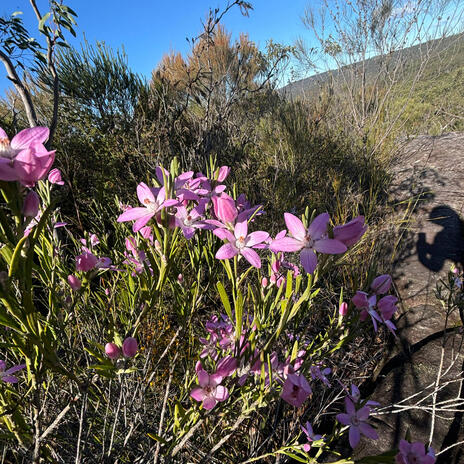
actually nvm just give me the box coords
[76,252,98,272]
[301,421,322,452]
[122,337,138,358]
[175,202,211,239]
[370,274,392,294]
[280,373,312,407]
[333,216,367,247]
[48,168,64,185]
[352,291,383,332]
[190,361,229,410]
[67,275,82,290]
[23,190,40,217]
[214,219,269,268]
[0,127,55,187]
[270,213,346,274]
[212,193,237,224]
[0,360,26,383]
[199,333,219,359]
[310,365,331,386]
[336,398,378,448]
[105,342,121,360]
[352,290,398,335]
[396,439,435,464]
[117,182,177,232]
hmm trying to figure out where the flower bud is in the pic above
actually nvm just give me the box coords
[217,166,230,182]
[67,275,81,291]
[122,337,138,358]
[370,274,392,294]
[48,168,64,185]
[261,277,268,288]
[22,190,40,218]
[212,193,237,223]
[339,301,348,316]
[105,342,121,360]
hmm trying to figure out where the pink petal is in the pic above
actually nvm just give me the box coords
[234,219,248,239]
[190,387,207,402]
[5,364,25,374]
[197,369,209,388]
[0,158,19,181]
[314,238,347,254]
[336,413,351,426]
[214,385,229,401]
[270,237,303,253]
[357,406,371,421]
[349,426,360,448]
[370,274,392,294]
[300,248,317,274]
[359,423,378,440]
[352,291,369,308]
[411,442,426,455]
[216,243,238,260]
[284,213,306,241]
[241,247,261,268]
[213,228,235,242]
[155,166,169,184]
[210,373,224,387]
[118,208,151,223]
[246,231,269,247]
[137,182,155,205]
[133,213,155,232]
[202,397,218,410]
[0,127,7,138]
[399,439,410,455]
[10,127,49,149]
[345,398,356,415]
[308,213,330,239]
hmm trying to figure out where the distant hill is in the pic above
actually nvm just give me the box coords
[281,33,464,99]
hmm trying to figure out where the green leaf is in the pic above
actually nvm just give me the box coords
[38,12,51,33]
[217,281,232,320]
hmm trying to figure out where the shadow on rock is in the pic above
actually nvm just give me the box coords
[417,205,464,272]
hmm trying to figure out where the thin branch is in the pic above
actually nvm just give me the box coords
[0,50,38,127]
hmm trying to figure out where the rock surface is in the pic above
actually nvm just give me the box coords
[357,133,464,463]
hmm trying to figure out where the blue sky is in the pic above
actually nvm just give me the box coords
[0,0,311,96]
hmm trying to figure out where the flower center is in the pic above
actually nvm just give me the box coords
[0,137,17,159]
[143,198,158,212]
[303,233,314,249]
[235,236,246,249]
[292,385,300,397]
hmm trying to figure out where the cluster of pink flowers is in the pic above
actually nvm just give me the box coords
[117,165,367,276]
[352,274,398,335]
[191,313,336,410]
